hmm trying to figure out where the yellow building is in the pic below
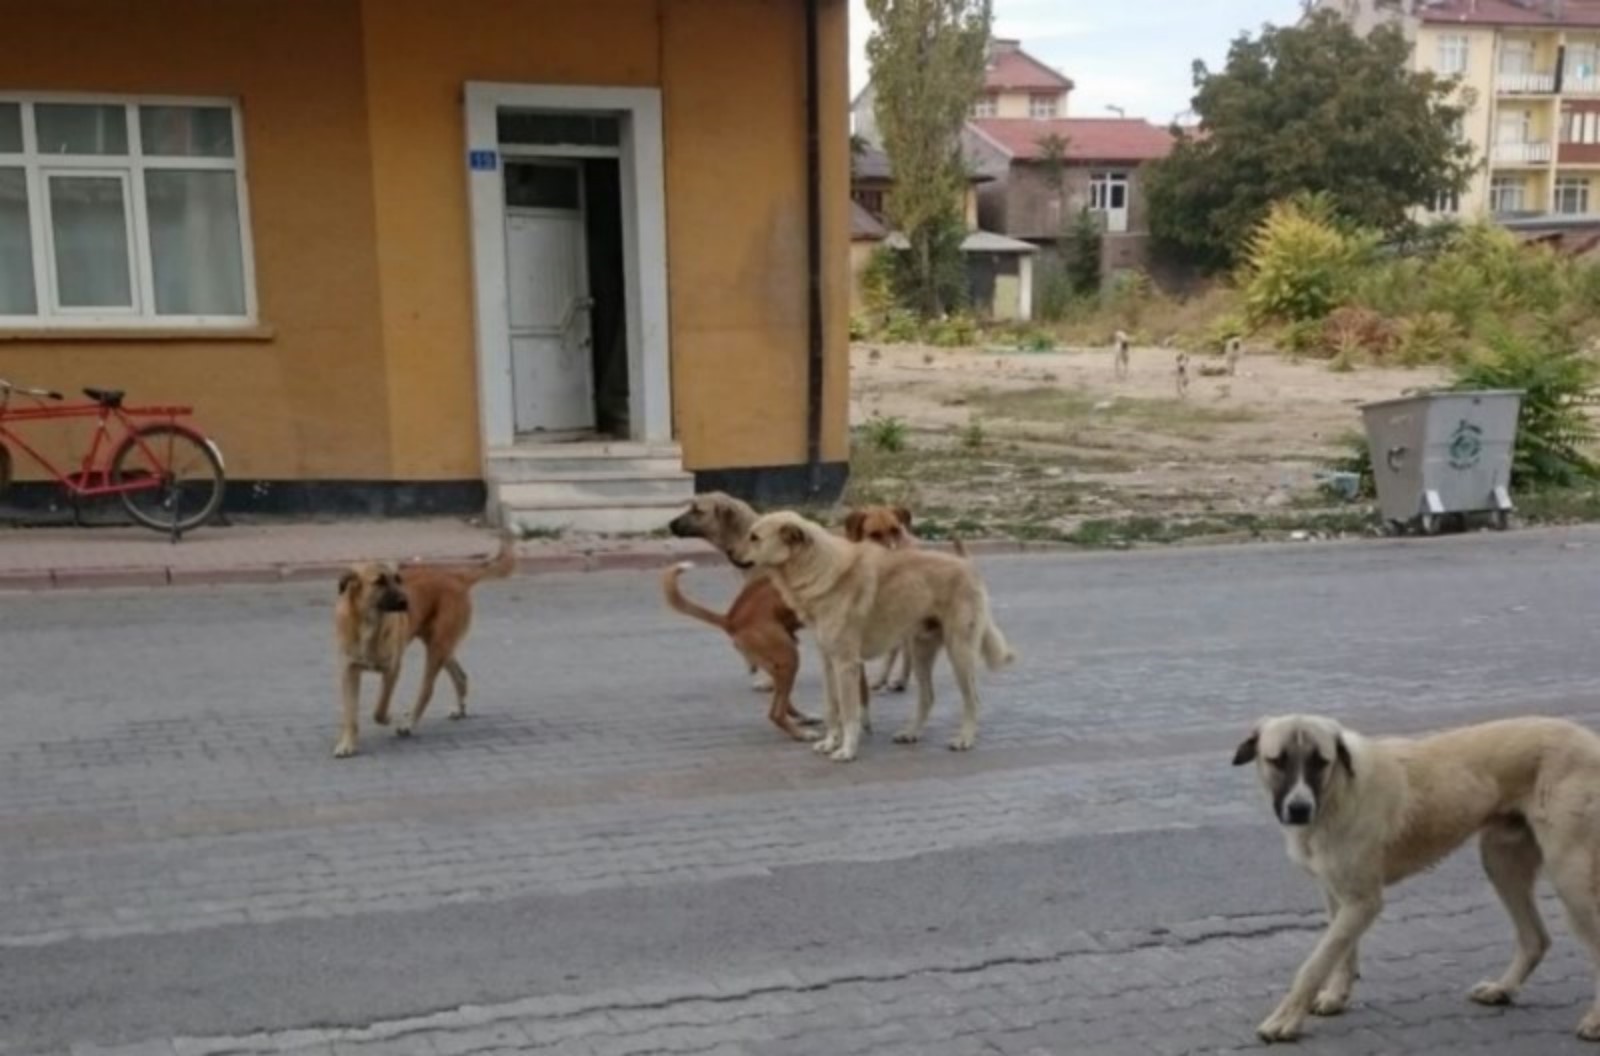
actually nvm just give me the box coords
[1328,0,1600,222]
[0,0,852,531]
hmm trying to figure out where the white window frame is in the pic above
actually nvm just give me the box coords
[1428,188,1461,214]
[0,92,258,330]
[1028,94,1058,120]
[1497,108,1532,144]
[1088,170,1130,232]
[1555,176,1591,215]
[1437,34,1470,76]
[972,94,997,119]
[1489,175,1527,213]
[1500,38,1536,76]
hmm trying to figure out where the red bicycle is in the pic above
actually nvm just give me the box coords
[0,379,226,540]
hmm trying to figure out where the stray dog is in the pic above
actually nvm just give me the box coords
[333,537,516,758]
[844,505,916,693]
[661,563,821,741]
[1112,330,1131,380]
[737,512,1013,763]
[668,492,777,691]
[1224,335,1243,376]
[1174,352,1190,397]
[1235,714,1600,1043]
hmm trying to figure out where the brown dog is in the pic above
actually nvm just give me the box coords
[844,506,916,693]
[332,537,516,758]
[667,492,775,690]
[662,563,821,741]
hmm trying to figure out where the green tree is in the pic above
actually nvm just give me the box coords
[1147,10,1475,272]
[1065,208,1103,296]
[866,0,992,317]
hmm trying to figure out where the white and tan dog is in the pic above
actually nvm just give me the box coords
[1235,713,1600,1043]
[736,511,1013,763]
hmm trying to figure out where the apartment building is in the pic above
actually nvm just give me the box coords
[1323,0,1600,220]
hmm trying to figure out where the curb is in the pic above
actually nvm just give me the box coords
[0,537,1077,595]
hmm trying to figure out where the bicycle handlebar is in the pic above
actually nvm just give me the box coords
[0,379,64,400]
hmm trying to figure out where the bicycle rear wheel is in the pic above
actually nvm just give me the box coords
[111,425,226,534]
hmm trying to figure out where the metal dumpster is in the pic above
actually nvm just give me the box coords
[1360,389,1523,535]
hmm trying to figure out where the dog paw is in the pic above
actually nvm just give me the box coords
[1578,1010,1600,1041]
[333,741,357,759]
[1255,1010,1304,1043]
[813,735,840,755]
[447,707,466,721]
[395,724,413,738]
[1310,992,1348,1017]
[893,728,921,744]
[750,676,774,692]
[797,727,823,742]
[947,733,977,752]
[828,746,857,763]
[795,712,823,727]
[887,680,908,693]
[1469,982,1513,1007]
[372,712,390,726]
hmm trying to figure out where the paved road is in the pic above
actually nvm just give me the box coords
[7,528,1600,1056]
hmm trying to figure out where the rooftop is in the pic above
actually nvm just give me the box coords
[968,118,1175,163]
[983,38,1074,93]
[1417,0,1600,27]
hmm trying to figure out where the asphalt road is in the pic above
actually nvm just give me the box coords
[6,527,1600,1055]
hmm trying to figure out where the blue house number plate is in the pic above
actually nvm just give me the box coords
[468,149,498,172]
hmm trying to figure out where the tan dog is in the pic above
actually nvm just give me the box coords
[1112,329,1131,380]
[844,505,915,693]
[661,563,820,741]
[1235,714,1600,1043]
[736,511,1013,763]
[332,538,516,758]
[667,492,776,691]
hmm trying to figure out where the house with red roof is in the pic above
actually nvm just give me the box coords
[963,117,1176,275]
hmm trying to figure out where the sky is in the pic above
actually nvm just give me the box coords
[848,0,1306,123]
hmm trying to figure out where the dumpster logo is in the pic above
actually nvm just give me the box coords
[1448,419,1483,470]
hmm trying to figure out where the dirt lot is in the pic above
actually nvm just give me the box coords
[846,340,1450,543]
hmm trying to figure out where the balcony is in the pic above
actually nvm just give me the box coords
[1568,75,1600,95]
[1497,71,1558,94]
[1494,140,1553,164]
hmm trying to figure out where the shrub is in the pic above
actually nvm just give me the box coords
[927,313,980,348]
[861,415,910,453]
[880,309,920,344]
[1243,198,1375,327]
[1065,208,1104,296]
[1318,306,1397,363]
[1452,324,1599,489]
[960,417,987,450]
[1392,311,1464,366]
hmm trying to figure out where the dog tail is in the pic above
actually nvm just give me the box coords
[465,534,518,585]
[662,562,730,632]
[979,596,1016,671]
[950,536,970,559]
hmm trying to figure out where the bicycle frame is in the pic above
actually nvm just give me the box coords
[0,394,197,498]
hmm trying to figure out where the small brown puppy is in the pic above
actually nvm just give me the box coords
[662,563,821,741]
[333,537,515,758]
[844,505,916,693]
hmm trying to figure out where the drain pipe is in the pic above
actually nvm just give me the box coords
[803,0,826,498]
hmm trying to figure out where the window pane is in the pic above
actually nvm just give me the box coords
[498,112,619,148]
[145,170,246,315]
[140,106,235,158]
[49,175,132,308]
[35,104,128,155]
[0,104,20,153]
[504,162,580,209]
[0,168,36,313]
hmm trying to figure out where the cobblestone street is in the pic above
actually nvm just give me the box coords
[8,529,1600,1055]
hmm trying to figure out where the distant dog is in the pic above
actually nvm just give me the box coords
[332,538,515,758]
[1224,335,1243,376]
[1174,352,1190,397]
[1113,330,1131,380]
[667,492,776,690]
[1235,714,1600,1043]
[736,512,1013,763]
[661,562,820,741]
[844,505,916,693]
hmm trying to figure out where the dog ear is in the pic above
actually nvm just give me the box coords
[779,521,809,547]
[843,511,866,541]
[1232,729,1260,766]
[1336,734,1354,777]
[893,506,913,529]
[338,571,357,596]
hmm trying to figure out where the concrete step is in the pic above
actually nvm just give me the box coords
[486,442,684,480]
[492,473,693,505]
[499,501,685,536]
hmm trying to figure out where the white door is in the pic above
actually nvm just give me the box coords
[1090,172,1130,234]
[504,160,594,434]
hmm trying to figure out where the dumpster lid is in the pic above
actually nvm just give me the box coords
[1360,388,1525,412]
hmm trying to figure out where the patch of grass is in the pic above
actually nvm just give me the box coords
[1513,486,1600,525]
[859,415,909,453]
[961,386,1259,433]
[516,524,564,541]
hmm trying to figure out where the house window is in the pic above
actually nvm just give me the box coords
[1555,176,1591,215]
[972,94,997,119]
[1028,94,1058,120]
[1497,109,1532,144]
[1437,34,1469,75]
[0,96,254,325]
[1088,171,1130,232]
[1428,189,1461,214]
[852,187,887,219]
[1569,43,1599,82]
[1489,175,1527,213]
[1500,38,1536,76]
[1562,107,1600,143]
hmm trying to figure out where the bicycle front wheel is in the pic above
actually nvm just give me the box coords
[111,425,226,534]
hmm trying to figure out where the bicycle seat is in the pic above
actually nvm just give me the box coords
[83,388,125,408]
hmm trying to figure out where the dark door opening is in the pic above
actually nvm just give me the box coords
[582,159,629,437]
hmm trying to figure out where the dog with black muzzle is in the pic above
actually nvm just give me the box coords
[332,538,515,758]
[1235,713,1600,1044]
